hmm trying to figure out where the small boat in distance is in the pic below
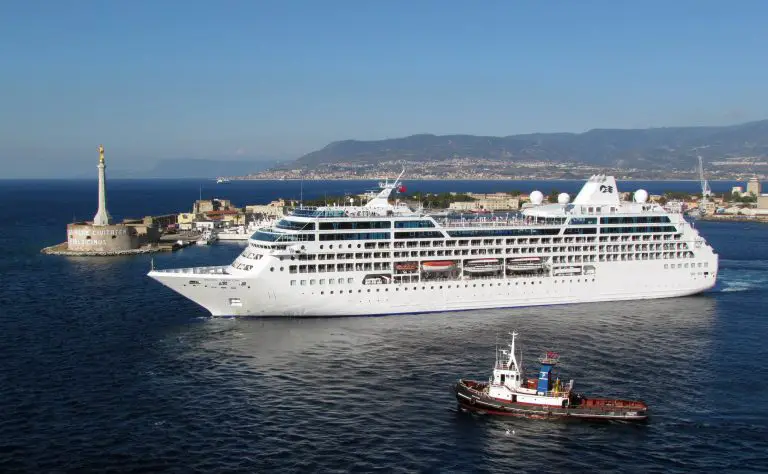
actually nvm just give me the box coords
[216,177,231,184]
[454,332,649,422]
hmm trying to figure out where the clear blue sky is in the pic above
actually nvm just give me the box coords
[2,0,767,177]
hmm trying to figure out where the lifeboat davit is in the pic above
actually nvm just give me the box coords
[422,260,456,272]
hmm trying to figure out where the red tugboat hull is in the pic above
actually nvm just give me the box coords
[455,380,649,422]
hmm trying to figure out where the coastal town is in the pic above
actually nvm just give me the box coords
[40,145,768,258]
[230,158,768,182]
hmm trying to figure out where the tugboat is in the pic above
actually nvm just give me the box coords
[454,332,649,421]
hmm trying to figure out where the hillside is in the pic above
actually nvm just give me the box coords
[292,120,768,170]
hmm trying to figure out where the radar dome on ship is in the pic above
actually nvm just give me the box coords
[557,193,570,205]
[634,189,649,203]
[530,190,544,205]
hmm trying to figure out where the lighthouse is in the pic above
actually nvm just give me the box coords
[93,144,113,226]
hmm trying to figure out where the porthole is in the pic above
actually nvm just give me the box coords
[280,267,284,271]
[270,267,274,272]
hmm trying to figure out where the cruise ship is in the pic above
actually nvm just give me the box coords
[148,172,718,316]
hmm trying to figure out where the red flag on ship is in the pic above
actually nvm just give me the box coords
[398,185,406,193]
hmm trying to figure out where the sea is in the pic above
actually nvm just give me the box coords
[1,178,767,473]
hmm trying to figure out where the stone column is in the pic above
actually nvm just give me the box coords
[93,144,113,226]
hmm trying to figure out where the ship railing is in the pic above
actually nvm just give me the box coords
[152,265,230,275]
[437,217,561,228]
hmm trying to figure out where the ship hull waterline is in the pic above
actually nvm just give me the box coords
[148,260,717,317]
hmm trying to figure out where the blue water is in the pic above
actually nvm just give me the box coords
[1,179,767,472]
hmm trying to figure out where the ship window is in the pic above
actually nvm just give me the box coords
[347,278,353,283]
[310,279,316,285]
[320,279,325,284]
[338,278,344,284]
[270,267,274,272]
[290,280,296,286]
[300,280,306,285]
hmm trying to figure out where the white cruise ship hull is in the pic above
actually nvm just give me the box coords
[148,174,719,317]
[148,258,717,317]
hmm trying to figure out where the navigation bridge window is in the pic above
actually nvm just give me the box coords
[276,219,316,231]
[569,217,597,225]
[291,208,346,218]
[253,231,316,242]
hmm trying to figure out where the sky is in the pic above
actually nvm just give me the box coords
[1,0,768,177]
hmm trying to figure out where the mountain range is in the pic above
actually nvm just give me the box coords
[290,119,768,170]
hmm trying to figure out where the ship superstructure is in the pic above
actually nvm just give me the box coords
[148,172,718,316]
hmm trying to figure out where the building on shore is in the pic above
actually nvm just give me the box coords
[245,199,287,218]
[746,177,762,197]
[193,198,234,214]
[65,145,146,253]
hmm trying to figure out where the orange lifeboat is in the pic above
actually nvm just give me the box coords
[422,260,456,272]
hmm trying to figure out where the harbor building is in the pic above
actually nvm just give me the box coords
[246,199,287,218]
[193,198,234,214]
[746,177,762,197]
